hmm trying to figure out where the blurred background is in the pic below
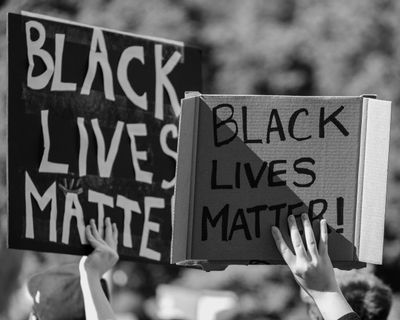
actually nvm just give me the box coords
[1,0,400,319]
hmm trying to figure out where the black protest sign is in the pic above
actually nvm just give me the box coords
[8,12,201,262]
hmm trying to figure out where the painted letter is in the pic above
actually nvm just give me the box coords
[26,20,54,89]
[39,110,69,174]
[126,124,153,184]
[77,117,88,177]
[154,45,181,120]
[140,197,164,261]
[91,119,124,178]
[25,171,57,242]
[51,34,77,91]
[81,28,115,100]
[160,124,177,189]
[88,190,114,238]
[117,46,147,110]
[116,195,141,248]
[62,192,87,244]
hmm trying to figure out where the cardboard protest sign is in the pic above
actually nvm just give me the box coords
[7,12,201,263]
[172,93,391,270]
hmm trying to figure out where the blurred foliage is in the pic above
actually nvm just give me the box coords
[1,0,400,319]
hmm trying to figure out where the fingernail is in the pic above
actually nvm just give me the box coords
[288,215,294,224]
[301,213,307,221]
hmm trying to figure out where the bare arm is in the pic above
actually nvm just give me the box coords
[271,214,355,320]
[79,217,119,320]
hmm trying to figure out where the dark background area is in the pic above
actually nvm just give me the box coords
[1,0,400,319]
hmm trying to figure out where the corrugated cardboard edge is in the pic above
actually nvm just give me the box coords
[354,97,368,260]
[171,93,201,263]
[175,260,366,272]
[187,93,201,261]
[358,98,391,264]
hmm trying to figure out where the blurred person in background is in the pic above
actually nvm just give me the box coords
[301,269,392,320]
[27,261,110,320]
[337,270,392,320]
[26,218,114,320]
[301,270,392,320]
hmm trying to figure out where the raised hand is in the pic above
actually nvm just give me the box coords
[84,217,119,277]
[271,214,355,320]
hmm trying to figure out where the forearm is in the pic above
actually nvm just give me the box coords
[79,257,116,320]
[312,290,355,320]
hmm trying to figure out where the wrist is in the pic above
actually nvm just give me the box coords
[83,258,102,279]
[312,290,354,320]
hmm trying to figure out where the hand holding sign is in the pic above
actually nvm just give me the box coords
[271,215,354,320]
[80,218,118,320]
[84,218,119,277]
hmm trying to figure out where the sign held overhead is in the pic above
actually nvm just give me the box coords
[172,93,391,270]
[8,12,202,262]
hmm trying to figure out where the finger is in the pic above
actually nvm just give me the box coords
[312,219,321,244]
[85,225,101,249]
[112,223,118,243]
[58,184,68,193]
[90,219,104,242]
[98,219,105,239]
[301,213,319,261]
[272,226,295,266]
[105,217,113,245]
[288,215,308,261]
[318,219,328,256]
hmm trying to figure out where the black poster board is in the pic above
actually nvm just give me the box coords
[7,12,202,263]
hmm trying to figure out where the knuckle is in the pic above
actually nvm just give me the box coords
[112,256,119,265]
[304,264,313,273]
[310,260,319,269]
[293,267,305,277]
[111,251,119,262]
[280,245,289,254]
[293,240,303,249]
[308,239,316,247]
[293,262,314,277]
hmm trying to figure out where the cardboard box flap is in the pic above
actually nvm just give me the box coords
[172,96,200,263]
[357,98,391,264]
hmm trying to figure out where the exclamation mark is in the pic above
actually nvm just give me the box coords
[336,197,344,233]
